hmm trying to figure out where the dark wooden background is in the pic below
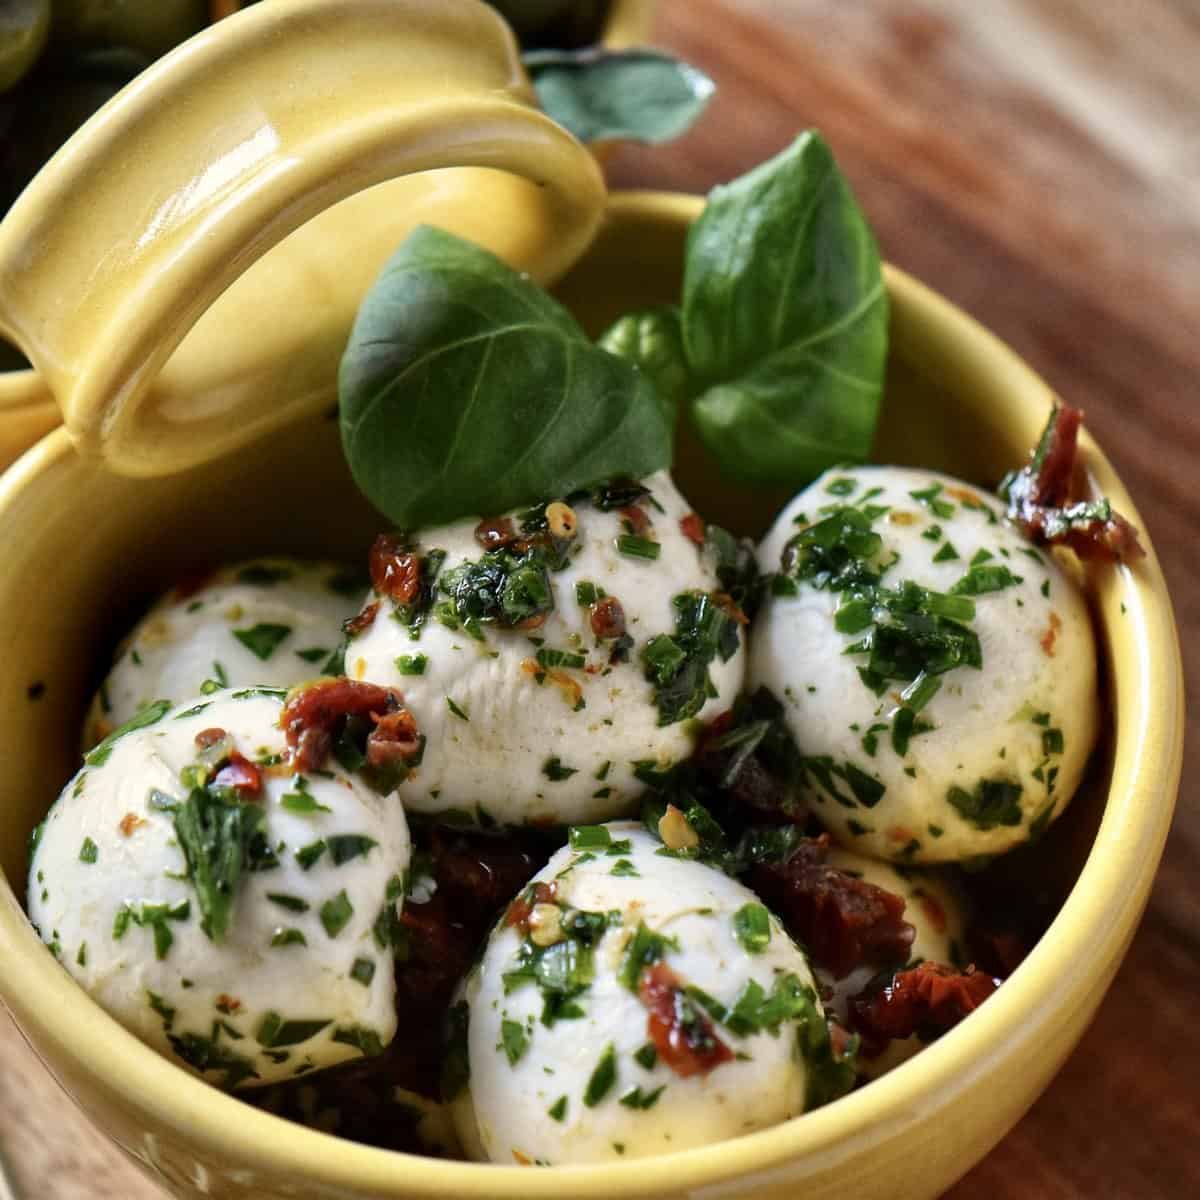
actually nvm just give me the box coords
[1,1,1195,1196]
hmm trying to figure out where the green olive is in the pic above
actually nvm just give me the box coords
[0,0,51,93]
[487,0,610,50]
[50,0,207,60]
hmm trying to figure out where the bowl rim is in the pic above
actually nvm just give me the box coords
[0,189,1183,1197]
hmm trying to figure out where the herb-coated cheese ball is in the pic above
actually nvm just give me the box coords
[449,822,846,1165]
[348,473,746,828]
[83,558,362,748]
[30,690,410,1089]
[818,848,967,1080]
[750,466,1099,864]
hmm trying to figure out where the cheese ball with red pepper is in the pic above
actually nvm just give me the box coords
[83,558,362,749]
[347,473,747,828]
[750,466,1099,864]
[29,689,410,1088]
[448,822,848,1165]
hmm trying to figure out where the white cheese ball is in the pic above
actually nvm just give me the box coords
[751,466,1099,864]
[83,558,361,748]
[817,848,967,1080]
[451,822,829,1165]
[30,689,410,1088]
[350,472,746,827]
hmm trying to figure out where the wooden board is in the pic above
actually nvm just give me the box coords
[1,1,1196,1195]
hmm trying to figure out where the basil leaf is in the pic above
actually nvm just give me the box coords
[683,132,887,484]
[598,307,690,412]
[339,226,673,530]
[523,48,714,145]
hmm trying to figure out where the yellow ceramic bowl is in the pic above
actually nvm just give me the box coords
[0,0,655,471]
[0,190,1182,1200]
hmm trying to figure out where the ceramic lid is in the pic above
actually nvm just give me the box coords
[0,0,606,477]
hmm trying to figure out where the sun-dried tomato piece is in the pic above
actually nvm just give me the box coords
[749,835,914,978]
[281,679,409,773]
[212,751,263,797]
[638,962,734,1078]
[695,710,806,826]
[850,961,999,1055]
[619,504,651,535]
[589,595,627,640]
[430,831,545,918]
[344,601,379,640]
[369,533,423,605]
[366,708,422,768]
[679,512,706,546]
[1004,404,1144,562]
[474,516,518,552]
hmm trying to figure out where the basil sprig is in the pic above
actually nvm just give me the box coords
[523,48,715,145]
[603,131,888,486]
[339,227,673,531]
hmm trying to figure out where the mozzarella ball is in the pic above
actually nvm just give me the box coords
[751,466,1098,864]
[349,473,746,827]
[83,558,361,748]
[30,689,410,1088]
[450,822,832,1165]
[817,848,967,1079]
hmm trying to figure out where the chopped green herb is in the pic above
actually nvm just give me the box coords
[319,890,354,938]
[167,1030,258,1088]
[548,1095,568,1122]
[932,541,959,563]
[233,623,292,661]
[584,1043,617,1107]
[568,825,611,850]
[395,654,428,676]
[85,699,172,766]
[634,1043,658,1070]
[327,834,379,865]
[296,840,327,870]
[949,563,1023,595]
[271,927,307,947]
[619,1084,666,1110]
[500,1019,529,1065]
[947,778,1023,829]
[280,790,331,815]
[350,957,377,987]
[616,534,661,560]
[542,757,578,782]
[536,646,586,670]
[617,922,678,991]
[79,837,98,864]
[257,1013,331,1048]
[295,646,330,664]
[1043,727,1064,755]
[575,581,600,606]
[732,902,771,954]
[909,483,955,519]
[446,697,469,721]
[332,1025,385,1058]
[825,476,858,497]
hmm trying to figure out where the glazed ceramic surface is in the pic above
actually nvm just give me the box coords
[0,0,654,474]
[0,0,606,477]
[0,190,1182,1200]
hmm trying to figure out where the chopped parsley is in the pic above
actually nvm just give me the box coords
[233,623,292,660]
[84,699,171,766]
[949,563,1023,595]
[619,1084,665,1110]
[326,834,379,865]
[394,654,428,676]
[78,837,98,864]
[568,825,612,850]
[270,927,307,947]
[350,957,377,987]
[732,902,771,954]
[947,778,1023,829]
[500,1019,529,1065]
[319,890,354,938]
[548,1095,568,1121]
[257,1013,331,1048]
[446,697,469,721]
[584,1043,618,1107]
[616,534,660,560]
[642,591,739,726]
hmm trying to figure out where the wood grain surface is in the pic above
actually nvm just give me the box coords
[1,1,1196,1196]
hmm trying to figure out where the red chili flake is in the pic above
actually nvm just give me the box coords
[366,708,422,768]
[474,516,517,552]
[212,751,263,797]
[679,512,706,546]
[1040,610,1063,656]
[1004,404,1144,562]
[619,504,651,535]
[194,727,228,749]
[215,994,242,1015]
[749,835,915,978]
[850,962,1000,1056]
[171,570,215,602]
[589,596,627,640]
[344,601,380,640]
[713,591,749,625]
[281,679,408,773]
[638,962,734,1078]
[504,881,558,932]
[368,533,422,605]
[118,813,146,837]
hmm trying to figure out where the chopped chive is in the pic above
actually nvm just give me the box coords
[615,534,660,561]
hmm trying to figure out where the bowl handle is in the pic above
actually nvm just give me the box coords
[0,0,606,477]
